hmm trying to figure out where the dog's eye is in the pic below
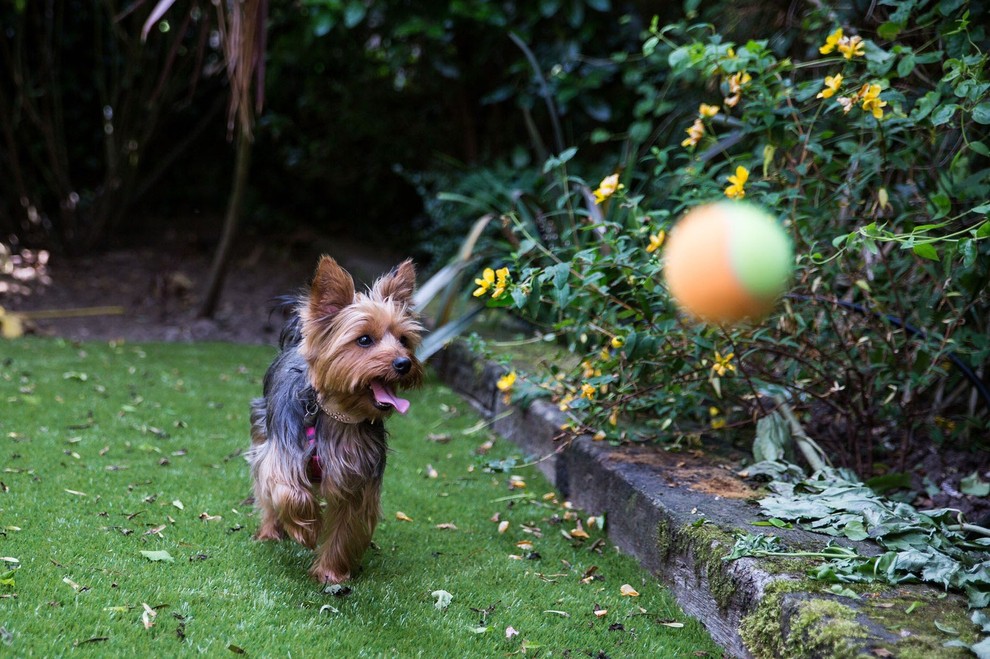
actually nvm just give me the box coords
[399,336,409,348]
[357,335,374,347]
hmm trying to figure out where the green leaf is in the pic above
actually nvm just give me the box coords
[140,550,174,563]
[911,91,940,121]
[877,22,903,40]
[960,472,990,497]
[973,102,990,125]
[970,141,990,156]
[753,412,790,463]
[897,52,916,78]
[912,244,939,261]
[931,103,959,126]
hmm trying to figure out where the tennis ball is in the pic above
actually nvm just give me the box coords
[663,201,793,324]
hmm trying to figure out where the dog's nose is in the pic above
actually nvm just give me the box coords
[392,356,412,375]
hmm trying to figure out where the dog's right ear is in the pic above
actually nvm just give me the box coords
[309,256,355,318]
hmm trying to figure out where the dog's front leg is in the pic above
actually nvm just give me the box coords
[309,480,381,583]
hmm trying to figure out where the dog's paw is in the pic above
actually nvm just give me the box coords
[309,566,351,584]
[253,521,285,542]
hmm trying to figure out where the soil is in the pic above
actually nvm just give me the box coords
[1,231,407,344]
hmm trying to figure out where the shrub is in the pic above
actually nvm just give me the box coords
[445,0,990,476]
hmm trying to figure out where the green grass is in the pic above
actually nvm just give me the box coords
[0,339,721,657]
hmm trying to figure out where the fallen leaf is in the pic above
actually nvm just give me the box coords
[140,550,174,563]
[199,512,222,522]
[435,523,458,531]
[658,621,684,628]
[425,464,439,479]
[64,489,87,497]
[228,644,246,654]
[505,626,519,639]
[620,584,640,597]
[570,520,590,539]
[141,603,157,629]
[63,577,84,592]
[543,610,570,617]
[593,605,608,618]
[515,540,534,550]
[172,500,184,510]
[469,626,489,634]
[497,520,510,534]
[395,511,413,522]
[431,590,453,610]
[319,604,340,615]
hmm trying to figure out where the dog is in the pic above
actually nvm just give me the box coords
[247,256,424,583]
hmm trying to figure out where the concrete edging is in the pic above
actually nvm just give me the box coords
[431,342,974,659]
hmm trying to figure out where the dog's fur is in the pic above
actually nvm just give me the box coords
[247,256,423,583]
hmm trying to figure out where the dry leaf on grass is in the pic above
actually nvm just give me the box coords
[395,511,413,522]
[620,584,640,597]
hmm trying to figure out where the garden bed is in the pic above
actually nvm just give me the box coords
[432,341,983,658]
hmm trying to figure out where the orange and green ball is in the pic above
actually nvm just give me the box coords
[663,201,793,324]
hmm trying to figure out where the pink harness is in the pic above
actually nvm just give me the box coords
[306,426,322,483]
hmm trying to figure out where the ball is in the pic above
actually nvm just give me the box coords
[663,201,793,324]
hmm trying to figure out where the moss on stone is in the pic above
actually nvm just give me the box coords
[740,578,978,659]
[655,518,740,610]
[739,579,806,658]
[787,598,870,659]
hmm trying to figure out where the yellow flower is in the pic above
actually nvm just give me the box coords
[699,103,720,118]
[816,73,843,99]
[711,350,736,377]
[709,406,727,430]
[608,408,619,426]
[681,118,705,148]
[723,71,750,108]
[580,383,596,400]
[837,34,865,59]
[724,165,749,200]
[646,230,666,254]
[492,267,510,299]
[728,71,751,94]
[819,27,843,55]
[558,394,575,411]
[593,173,624,204]
[473,268,495,297]
[496,370,516,392]
[837,96,856,113]
[860,83,886,119]
[610,336,625,349]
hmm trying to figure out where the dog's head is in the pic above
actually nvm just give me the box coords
[300,256,424,421]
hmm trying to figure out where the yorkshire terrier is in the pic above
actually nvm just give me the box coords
[248,256,423,583]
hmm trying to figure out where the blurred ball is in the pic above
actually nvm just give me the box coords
[663,201,792,324]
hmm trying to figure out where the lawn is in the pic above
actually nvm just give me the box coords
[0,339,720,656]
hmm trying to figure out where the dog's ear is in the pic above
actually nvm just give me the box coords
[373,259,416,304]
[310,256,355,318]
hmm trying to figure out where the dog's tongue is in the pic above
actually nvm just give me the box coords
[371,381,410,414]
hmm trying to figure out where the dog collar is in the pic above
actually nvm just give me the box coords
[315,396,364,425]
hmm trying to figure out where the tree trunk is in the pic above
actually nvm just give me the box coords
[197,130,252,319]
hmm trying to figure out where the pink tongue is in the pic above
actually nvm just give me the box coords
[371,381,410,414]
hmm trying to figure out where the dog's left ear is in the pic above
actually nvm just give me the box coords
[373,259,416,304]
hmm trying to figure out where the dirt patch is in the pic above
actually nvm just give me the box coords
[605,444,758,500]
[1,233,403,345]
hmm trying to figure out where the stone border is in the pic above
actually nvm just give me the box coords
[431,342,975,659]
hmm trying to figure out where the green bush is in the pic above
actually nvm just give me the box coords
[444,0,990,475]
